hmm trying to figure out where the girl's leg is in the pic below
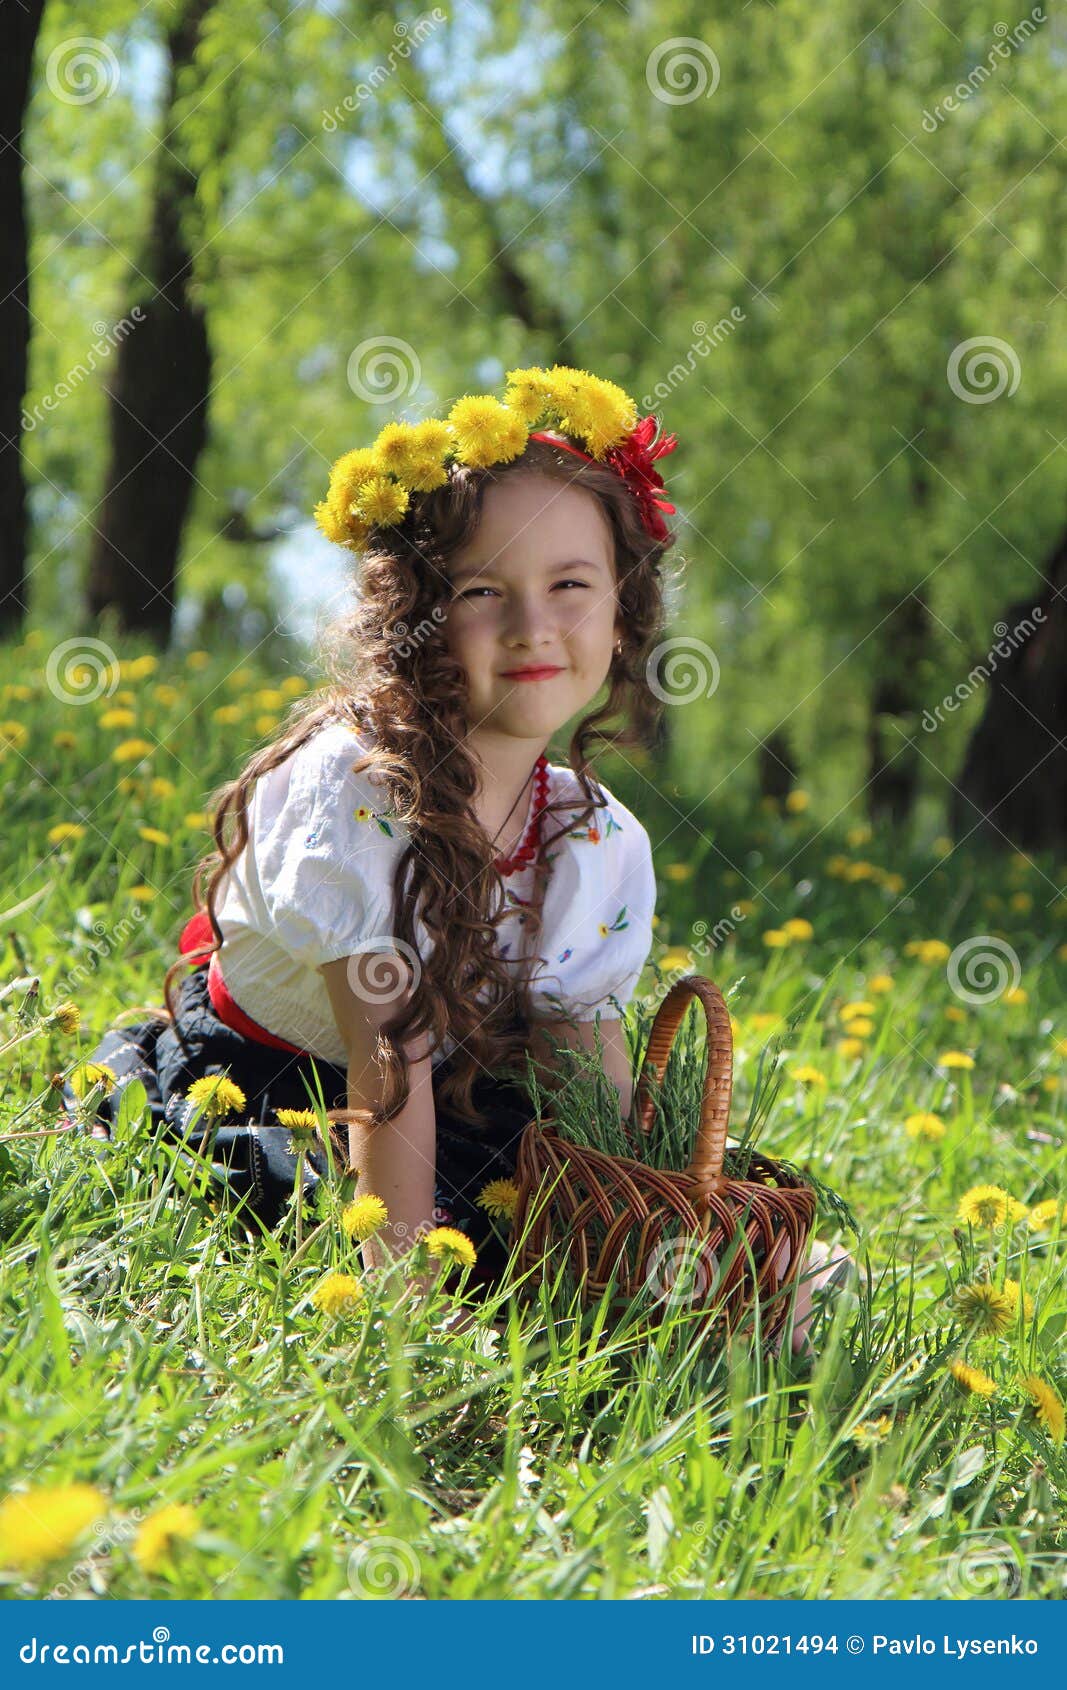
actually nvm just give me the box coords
[765,1233,857,1358]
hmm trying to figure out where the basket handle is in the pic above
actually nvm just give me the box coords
[631,975,734,1199]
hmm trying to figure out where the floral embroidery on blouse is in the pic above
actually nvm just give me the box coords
[598,905,629,938]
[557,946,573,964]
[353,803,394,837]
[566,807,623,844]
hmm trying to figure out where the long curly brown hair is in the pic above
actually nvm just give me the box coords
[163,436,677,1137]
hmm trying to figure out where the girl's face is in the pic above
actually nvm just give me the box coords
[444,472,621,742]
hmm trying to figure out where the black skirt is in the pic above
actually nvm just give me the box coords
[62,965,537,1287]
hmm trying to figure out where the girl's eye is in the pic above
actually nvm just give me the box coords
[456,580,588,600]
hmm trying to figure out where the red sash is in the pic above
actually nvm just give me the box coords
[178,909,308,1055]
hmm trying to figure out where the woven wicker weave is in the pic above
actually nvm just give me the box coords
[511,975,817,1346]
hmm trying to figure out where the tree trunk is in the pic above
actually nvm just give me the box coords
[0,0,47,637]
[950,523,1067,852]
[85,0,216,642]
[866,591,930,825]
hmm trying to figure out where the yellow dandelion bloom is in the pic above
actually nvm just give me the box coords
[1009,892,1032,914]
[150,777,176,798]
[1019,1374,1065,1445]
[844,860,877,882]
[341,1194,389,1241]
[836,1038,866,1060]
[138,827,170,847]
[881,872,905,894]
[373,420,451,493]
[784,789,810,813]
[904,1111,945,1141]
[50,1002,81,1035]
[949,1360,996,1398]
[212,704,241,725]
[0,1483,107,1569]
[186,650,210,669]
[99,707,137,729]
[1027,1198,1067,1232]
[957,1184,1014,1228]
[938,1050,975,1070]
[47,823,86,845]
[185,1075,246,1122]
[133,1503,199,1574]
[152,687,181,710]
[311,1272,365,1316]
[355,475,410,527]
[503,365,555,425]
[69,1061,117,1100]
[128,885,157,901]
[1002,986,1028,1005]
[791,1064,827,1087]
[52,730,77,750]
[748,1012,781,1032]
[944,1005,967,1023]
[843,1016,874,1037]
[123,654,158,680]
[868,974,894,994]
[476,1178,519,1221]
[953,1280,1014,1336]
[846,823,872,847]
[782,917,814,940]
[0,720,29,750]
[840,1001,876,1021]
[932,836,953,857]
[279,676,307,696]
[762,929,790,948]
[275,1108,319,1147]
[447,395,528,468]
[662,861,693,882]
[1001,1279,1035,1322]
[183,811,208,830]
[111,738,155,764]
[905,939,952,964]
[424,1226,477,1268]
[657,948,693,972]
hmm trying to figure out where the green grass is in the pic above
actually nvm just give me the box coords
[1,632,1065,1598]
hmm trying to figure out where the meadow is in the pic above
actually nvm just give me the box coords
[0,632,1064,1600]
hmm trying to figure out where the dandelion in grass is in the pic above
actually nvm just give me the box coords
[842,1016,874,1038]
[840,1001,876,1022]
[957,1185,1015,1228]
[904,1112,945,1141]
[1001,1280,1035,1322]
[953,1280,1014,1335]
[762,929,790,948]
[311,1273,365,1317]
[784,789,809,813]
[275,1107,319,1150]
[905,939,951,964]
[133,1503,199,1574]
[69,1061,117,1100]
[850,1414,893,1446]
[868,974,894,994]
[781,917,813,940]
[477,1178,519,1221]
[1002,986,1028,1006]
[1028,1198,1067,1232]
[1019,1375,1065,1446]
[341,1194,389,1241]
[836,1037,866,1061]
[49,1001,81,1035]
[938,1050,975,1070]
[185,1075,246,1122]
[47,822,85,845]
[949,1361,996,1398]
[0,1484,107,1569]
[424,1227,477,1269]
[790,1064,827,1087]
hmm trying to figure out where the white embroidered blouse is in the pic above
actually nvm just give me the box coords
[213,718,658,1069]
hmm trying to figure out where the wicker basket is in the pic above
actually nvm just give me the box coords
[510,975,818,1347]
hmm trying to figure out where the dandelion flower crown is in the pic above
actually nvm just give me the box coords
[313,364,679,554]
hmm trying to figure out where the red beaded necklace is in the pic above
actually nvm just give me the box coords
[493,753,550,876]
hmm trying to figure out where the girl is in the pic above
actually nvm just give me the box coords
[65,364,853,1352]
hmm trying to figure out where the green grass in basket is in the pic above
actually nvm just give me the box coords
[505,994,858,1237]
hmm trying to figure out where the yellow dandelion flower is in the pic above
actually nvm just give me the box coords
[938,1050,975,1070]
[111,738,155,764]
[843,1016,874,1037]
[881,872,905,894]
[957,1184,1014,1227]
[476,1178,519,1221]
[0,720,29,750]
[868,974,894,994]
[1009,891,1032,914]
[844,860,877,882]
[0,1483,107,1569]
[212,704,242,725]
[791,1064,827,1087]
[932,835,953,857]
[904,1111,945,1141]
[1027,1198,1067,1232]
[782,917,814,940]
[354,475,410,527]
[905,939,952,964]
[47,822,86,845]
[424,1225,477,1268]
[311,1272,365,1317]
[748,1012,781,1032]
[662,861,693,882]
[953,1280,1014,1335]
[840,1001,876,1021]
[447,395,527,468]
[183,811,208,830]
[185,650,210,669]
[69,1061,117,1100]
[1019,1374,1065,1445]
[949,1360,996,1398]
[137,827,170,847]
[275,1108,319,1148]
[132,1503,199,1574]
[185,1074,246,1121]
[149,776,176,798]
[152,686,181,709]
[1001,1279,1034,1322]
[99,707,137,729]
[762,929,791,948]
[836,1037,866,1060]
[123,654,158,680]
[944,1005,967,1023]
[341,1194,389,1241]
[784,788,810,813]
[846,823,872,847]
[1002,986,1028,1006]
[50,1002,81,1035]
[52,730,77,750]
[279,675,308,696]
[128,885,157,901]
[503,365,555,425]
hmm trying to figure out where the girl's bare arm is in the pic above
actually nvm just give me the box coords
[526,1014,635,1118]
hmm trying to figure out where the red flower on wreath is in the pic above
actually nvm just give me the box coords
[604,415,679,542]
